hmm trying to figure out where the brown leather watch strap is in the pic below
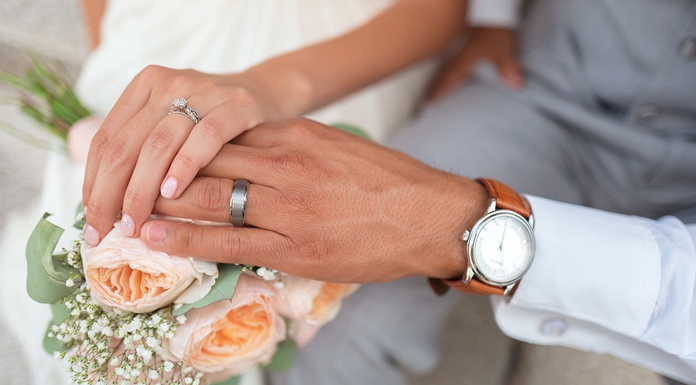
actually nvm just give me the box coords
[429,178,530,296]
[476,178,532,219]
[429,277,505,296]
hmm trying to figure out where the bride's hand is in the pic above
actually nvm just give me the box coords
[82,65,281,245]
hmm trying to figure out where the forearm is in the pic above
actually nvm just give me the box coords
[81,0,107,49]
[240,0,467,119]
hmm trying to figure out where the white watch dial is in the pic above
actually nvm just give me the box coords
[471,213,534,285]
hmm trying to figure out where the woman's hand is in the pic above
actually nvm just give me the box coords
[82,65,282,245]
[428,27,523,101]
[138,119,489,283]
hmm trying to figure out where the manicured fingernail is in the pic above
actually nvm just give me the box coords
[161,176,178,199]
[120,214,135,237]
[147,224,166,243]
[85,224,100,245]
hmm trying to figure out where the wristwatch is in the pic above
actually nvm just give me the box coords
[430,178,535,296]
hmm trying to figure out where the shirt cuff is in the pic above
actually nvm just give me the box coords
[468,0,521,28]
[502,195,661,339]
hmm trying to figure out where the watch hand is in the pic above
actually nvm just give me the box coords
[499,223,508,252]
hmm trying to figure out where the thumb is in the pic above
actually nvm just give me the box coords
[496,59,524,90]
[427,61,473,102]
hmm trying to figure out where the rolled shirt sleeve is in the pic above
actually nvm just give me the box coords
[491,196,696,384]
[468,0,521,28]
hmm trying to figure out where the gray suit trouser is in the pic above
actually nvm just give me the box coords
[268,0,696,383]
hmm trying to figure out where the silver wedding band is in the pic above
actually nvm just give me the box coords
[168,97,201,124]
[230,179,250,227]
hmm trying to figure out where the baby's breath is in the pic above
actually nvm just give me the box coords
[50,238,205,385]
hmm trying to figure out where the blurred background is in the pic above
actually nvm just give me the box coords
[0,1,669,384]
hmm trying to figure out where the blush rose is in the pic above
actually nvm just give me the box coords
[82,224,218,313]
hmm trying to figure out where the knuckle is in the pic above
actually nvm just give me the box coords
[196,118,225,143]
[137,65,165,84]
[166,74,190,95]
[228,86,254,104]
[88,131,111,159]
[285,118,320,138]
[173,151,199,171]
[220,231,244,257]
[84,203,108,224]
[102,141,131,169]
[142,129,173,155]
[195,179,226,211]
[271,150,314,175]
[123,188,146,209]
[293,237,325,265]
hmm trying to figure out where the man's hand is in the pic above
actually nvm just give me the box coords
[428,27,523,101]
[140,119,489,283]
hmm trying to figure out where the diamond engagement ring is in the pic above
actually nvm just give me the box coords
[230,179,250,227]
[168,97,201,124]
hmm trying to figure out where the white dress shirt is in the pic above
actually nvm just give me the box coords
[468,0,521,28]
[492,196,696,384]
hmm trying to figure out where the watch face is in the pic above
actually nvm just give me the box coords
[470,211,534,285]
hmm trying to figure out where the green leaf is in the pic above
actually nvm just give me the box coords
[43,302,70,354]
[73,201,85,230]
[263,339,297,371]
[332,123,372,140]
[26,213,82,303]
[211,375,241,385]
[173,264,243,316]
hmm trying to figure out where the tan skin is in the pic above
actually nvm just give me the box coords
[80,0,468,246]
[428,26,523,101]
[141,119,490,283]
[79,1,519,283]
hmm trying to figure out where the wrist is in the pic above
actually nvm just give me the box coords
[417,175,488,280]
[239,64,314,120]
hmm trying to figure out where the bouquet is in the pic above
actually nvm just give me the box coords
[14,54,367,384]
[0,53,92,152]
[27,208,357,385]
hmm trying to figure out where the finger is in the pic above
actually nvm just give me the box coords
[196,144,277,184]
[140,219,293,269]
[160,101,263,200]
[83,67,157,207]
[119,113,197,237]
[152,177,282,230]
[84,104,164,245]
[497,59,524,89]
[427,62,473,101]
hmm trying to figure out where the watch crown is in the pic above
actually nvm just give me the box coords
[462,230,470,242]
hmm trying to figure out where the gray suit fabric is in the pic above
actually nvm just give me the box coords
[268,0,696,384]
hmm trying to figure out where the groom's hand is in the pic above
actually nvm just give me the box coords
[141,118,488,283]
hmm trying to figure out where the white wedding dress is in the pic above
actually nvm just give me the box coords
[0,1,436,384]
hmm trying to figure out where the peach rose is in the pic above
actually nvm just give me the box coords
[82,225,218,313]
[274,276,358,326]
[168,274,286,377]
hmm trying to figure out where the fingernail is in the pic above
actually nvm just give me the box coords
[147,224,166,243]
[83,206,88,217]
[85,225,100,245]
[161,176,178,199]
[120,214,135,237]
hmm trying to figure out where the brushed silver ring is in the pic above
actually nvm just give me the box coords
[230,179,250,227]
[168,97,201,124]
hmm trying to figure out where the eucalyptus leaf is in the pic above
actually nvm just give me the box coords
[43,302,70,354]
[26,213,82,303]
[332,123,372,140]
[73,201,85,230]
[263,339,297,371]
[211,375,241,385]
[173,264,243,316]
